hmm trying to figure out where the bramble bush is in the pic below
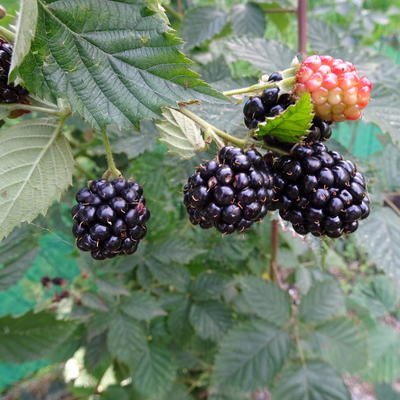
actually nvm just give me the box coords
[0,0,400,399]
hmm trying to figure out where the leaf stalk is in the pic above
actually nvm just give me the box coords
[0,25,15,42]
[101,129,122,179]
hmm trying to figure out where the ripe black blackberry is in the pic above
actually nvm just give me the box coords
[0,39,29,103]
[243,72,332,148]
[268,143,370,238]
[183,146,274,234]
[72,177,150,260]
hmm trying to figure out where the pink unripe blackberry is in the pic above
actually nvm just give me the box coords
[295,55,372,122]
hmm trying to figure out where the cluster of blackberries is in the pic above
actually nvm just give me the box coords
[0,40,28,103]
[268,143,370,237]
[41,276,67,287]
[243,72,332,150]
[72,178,150,260]
[183,146,274,234]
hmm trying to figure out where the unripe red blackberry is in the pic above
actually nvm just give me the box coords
[0,39,29,104]
[295,55,372,122]
[268,143,370,237]
[72,177,150,260]
[184,147,274,234]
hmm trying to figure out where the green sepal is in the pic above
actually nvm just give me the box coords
[255,92,314,143]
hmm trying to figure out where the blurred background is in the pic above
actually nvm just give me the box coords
[0,0,400,399]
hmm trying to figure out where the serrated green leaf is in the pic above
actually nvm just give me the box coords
[212,320,291,391]
[256,93,313,143]
[362,323,400,383]
[181,6,228,50]
[239,277,291,326]
[201,57,231,83]
[295,267,335,295]
[156,108,206,159]
[0,118,74,240]
[9,0,38,81]
[231,3,266,37]
[307,317,368,373]
[350,275,399,317]
[18,0,224,130]
[133,342,177,397]
[121,292,166,321]
[87,312,110,341]
[189,301,232,342]
[107,312,147,366]
[166,295,193,343]
[147,262,190,292]
[226,37,296,73]
[299,280,346,324]
[0,311,77,363]
[308,19,341,53]
[190,273,228,301]
[356,207,400,281]
[273,360,351,400]
[81,293,109,312]
[84,332,109,371]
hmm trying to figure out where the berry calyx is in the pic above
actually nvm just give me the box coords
[184,146,274,234]
[295,55,372,122]
[72,177,150,260]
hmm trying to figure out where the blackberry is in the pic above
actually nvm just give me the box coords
[184,146,274,234]
[72,177,150,260]
[242,72,333,150]
[268,143,370,237]
[0,39,29,104]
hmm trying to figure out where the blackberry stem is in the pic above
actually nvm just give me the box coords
[222,75,296,97]
[0,26,15,42]
[0,103,65,116]
[178,106,248,148]
[101,128,122,179]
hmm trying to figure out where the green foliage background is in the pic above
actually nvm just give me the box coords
[0,0,400,399]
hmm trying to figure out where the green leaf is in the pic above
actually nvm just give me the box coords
[256,93,313,143]
[189,301,232,342]
[212,320,291,391]
[201,57,231,83]
[239,277,291,326]
[0,311,77,363]
[299,280,346,324]
[226,37,296,73]
[156,108,206,159]
[181,6,228,50]
[133,342,177,397]
[18,0,223,130]
[272,360,351,400]
[362,93,400,146]
[308,19,341,53]
[190,273,228,301]
[350,275,399,317]
[81,293,109,312]
[307,317,368,373]
[0,118,74,240]
[9,0,38,81]
[107,312,147,366]
[166,295,193,343]
[362,323,400,383]
[231,3,266,37]
[375,383,400,400]
[147,262,190,292]
[356,207,400,281]
[121,292,166,322]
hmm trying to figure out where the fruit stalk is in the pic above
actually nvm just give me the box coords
[0,26,15,42]
[101,129,122,179]
[0,103,64,116]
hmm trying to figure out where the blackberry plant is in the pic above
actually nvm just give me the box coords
[0,1,399,400]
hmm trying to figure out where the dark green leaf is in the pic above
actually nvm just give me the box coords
[19,0,223,130]
[166,295,193,343]
[84,332,109,371]
[81,293,109,312]
[231,3,266,37]
[226,37,296,73]
[256,93,313,143]
[121,292,166,321]
[273,360,351,400]
[200,57,231,83]
[356,207,400,281]
[212,320,291,390]
[308,19,341,53]
[350,275,398,317]
[181,6,228,50]
[133,342,177,396]
[190,273,228,301]
[189,301,233,341]
[239,277,291,326]
[0,311,77,363]
[107,312,147,366]
[147,262,190,292]
[299,280,346,324]
[307,317,368,373]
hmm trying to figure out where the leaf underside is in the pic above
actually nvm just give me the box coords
[17,0,224,130]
